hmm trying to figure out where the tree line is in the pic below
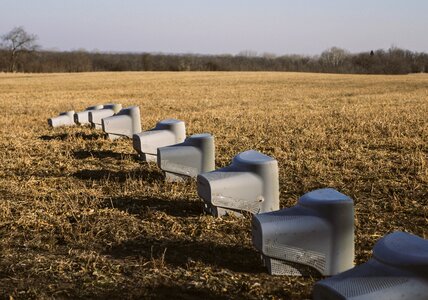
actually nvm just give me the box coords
[1,27,427,74]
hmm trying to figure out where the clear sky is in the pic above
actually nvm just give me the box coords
[1,0,427,55]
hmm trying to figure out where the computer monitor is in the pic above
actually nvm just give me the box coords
[74,104,104,125]
[48,110,76,127]
[102,106,142,140]
[313,231,428,300]
[252,188,354,276]
[133,119,186,162]
[88,103,122,129]
[197,150,279,217]
[157,133,215,182]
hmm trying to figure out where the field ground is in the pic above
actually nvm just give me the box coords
[0,72,427,299]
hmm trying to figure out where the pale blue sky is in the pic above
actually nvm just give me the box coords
[1,0,427,55]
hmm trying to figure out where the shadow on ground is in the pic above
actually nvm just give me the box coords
[106,234,264,274]
[90,284,228,300]
[101,195,203,217]
[72,149,137,160]
[39,131,105,141]
[72,167,164,183]
[39,133,69,141]
[147,284,229,300]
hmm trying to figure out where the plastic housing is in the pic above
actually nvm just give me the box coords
[102,106,142,140]
[197,150,279,217]
[157,133,215,182]
[48,110,76,127]
[88,103,122,129]
[252,188,354,276]
[133,119,186,162]
[74,104,104,125]
[313,231,428,300]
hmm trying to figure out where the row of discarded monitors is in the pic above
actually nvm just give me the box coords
[49,104,427,300]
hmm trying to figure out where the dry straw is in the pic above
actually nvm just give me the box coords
[0,72,427,298]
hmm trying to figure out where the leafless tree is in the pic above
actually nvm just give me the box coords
[1,26,38,72]
[320,47,349,70]
[238,50,258,57]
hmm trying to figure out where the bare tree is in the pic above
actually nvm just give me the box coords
[1,26,38,72]
[320,47,349,70]
[238,50,258,57]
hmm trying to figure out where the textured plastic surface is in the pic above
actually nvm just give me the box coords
[157,133,215,181]
[373,231,428,270]
[252,188,354,276]
[89,103,122,129]
[313,232,428,300]
[102,106,142,140]
[48,110,76,127]
[74,104,104,125]
[197,150,279,217]
[133,119,186,162]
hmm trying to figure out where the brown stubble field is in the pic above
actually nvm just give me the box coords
[0,72,427,299]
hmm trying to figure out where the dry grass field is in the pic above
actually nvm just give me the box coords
[0,71,427,299]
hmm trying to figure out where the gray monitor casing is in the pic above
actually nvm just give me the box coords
[157,133,215,182]
[48,110,76,127]
[197,150,280,217]
[133,119,186,162]
[313,231,428,300]
[74,104,104,125]
[88,103,122,129]
[102,106,142,140]
[252,188,354,276]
